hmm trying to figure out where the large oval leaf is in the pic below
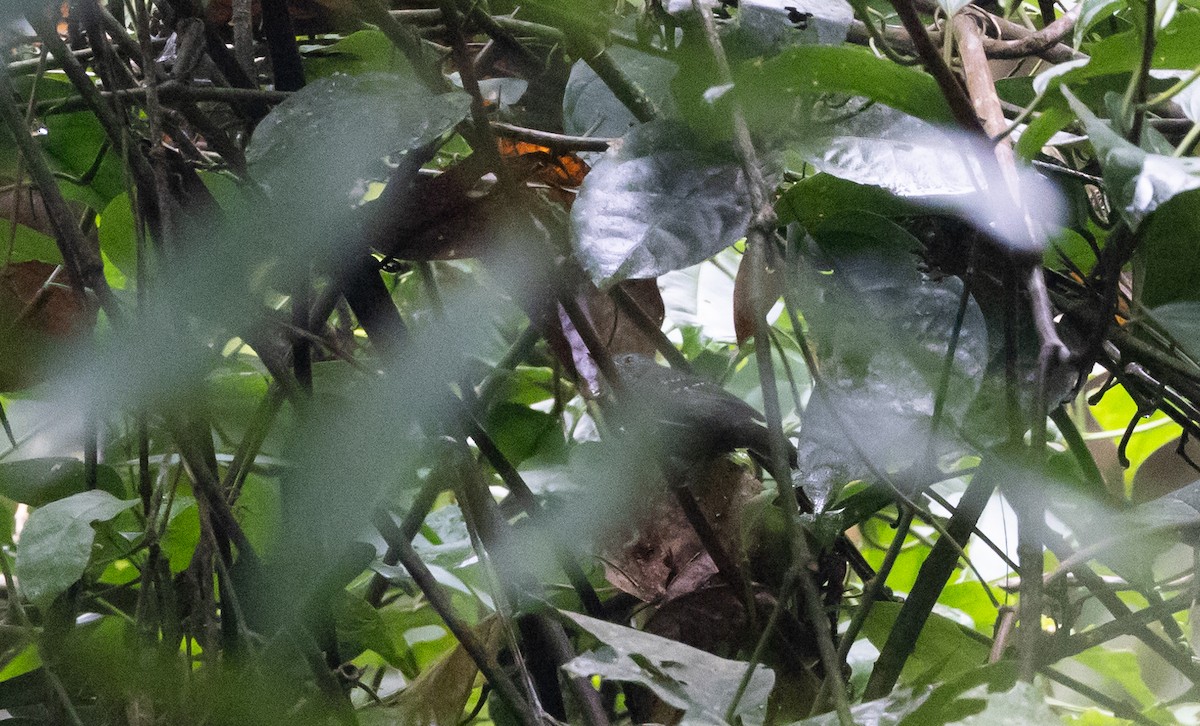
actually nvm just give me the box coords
[247,72,470,212]
[15,490,137,608]
[571,121,751,286]
[563,45,679,142]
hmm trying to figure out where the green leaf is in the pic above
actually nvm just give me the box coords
[1063,87,1200,228]
[15,490,137,608]
[559,610,775,726]
[158,498,200,574]
[1074,647,1155,707]
[862,602,991,685]
[1090,383,1182,484]
[1150,301,1200,360]
[1137,193,1200,307]
[793,102,1064,253]
[795,216,988,477]
[0,222,63,266]
[334,592,418,676]
[1082,11,1200,76]
[571,120,751,286]
[246,72,469,223]
[1076,0,1125,45]
[776,173,920,229]
[97,193,138,283]
[738,45,955,125]
[303,30,416,80]
[0,458,124,506]
[484,403,564,466]
[563,45,679,141]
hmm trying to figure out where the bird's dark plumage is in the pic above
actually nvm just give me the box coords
[611,353,795,466]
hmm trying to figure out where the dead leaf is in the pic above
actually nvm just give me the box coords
[0,261,96,391]
[733,250,782,345]
[369,616,502,726]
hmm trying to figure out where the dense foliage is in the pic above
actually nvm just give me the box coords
[1,0,1200,724]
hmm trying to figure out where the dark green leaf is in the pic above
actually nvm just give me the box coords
[563,45,679,142]
[0,458,123,506]
[737,45,955,125]
[860,602,990,686]
[246,72,469,221]
[571,120,750,286]
[1150,301,1200,360]
[14,490,137,608]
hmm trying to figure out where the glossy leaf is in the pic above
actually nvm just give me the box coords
[571,120,751,286]
[794,102,1065,254]
[563,45,679,141]
[794,214,989,481]
[246,72,469,215]
[15,490,137,608]
[560,610,775,726]
[738,45,955,126]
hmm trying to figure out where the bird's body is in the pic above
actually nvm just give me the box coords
[612,353,793,465]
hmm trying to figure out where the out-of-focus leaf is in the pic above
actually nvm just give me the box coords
[727,0,853,54]
[1150,301,1200,360]
[0,458,123,506]
[560,610,775,726]
[789,688,932,725]
[794,102,1064,254]
[910,680,1058,726]
[563,45,678,141]
[1075,647,1155,707]
[1075,0,1124,45]
[1064,87,1200,228]
[15,490,137,608]
[571,120,750,286]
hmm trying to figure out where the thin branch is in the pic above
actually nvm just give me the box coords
[376,514,543,726]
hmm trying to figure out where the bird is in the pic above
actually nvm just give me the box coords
[610,353,797,467]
